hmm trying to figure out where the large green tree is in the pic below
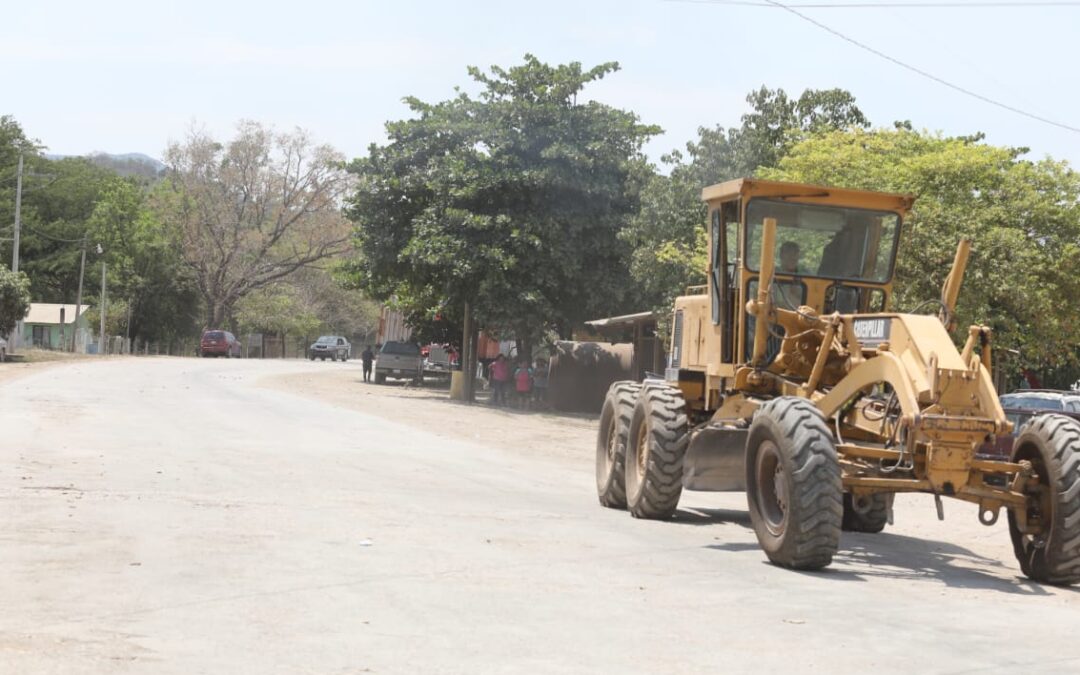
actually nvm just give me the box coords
[1,116,42,263]
[87,178,201,342]
[761,127,1080,384]
[622,87,868,310]
[346,55,659,353]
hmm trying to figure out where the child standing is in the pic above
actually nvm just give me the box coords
[514,360,534,410]
[531,359,548,407]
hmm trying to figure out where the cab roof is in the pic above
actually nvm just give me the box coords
[701,178,915,215]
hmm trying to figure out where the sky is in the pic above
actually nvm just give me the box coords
[5,0,1080,170]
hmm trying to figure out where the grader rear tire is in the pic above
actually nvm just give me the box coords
[842,493,891,534]
[746,397,843,570]
[1008,414,1080,586]
[625,384,688,520]
[595,381,642,509]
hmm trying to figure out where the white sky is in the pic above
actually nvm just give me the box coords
[6,0,1080,169]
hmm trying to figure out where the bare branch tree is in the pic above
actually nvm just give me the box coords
[158,121,354,328]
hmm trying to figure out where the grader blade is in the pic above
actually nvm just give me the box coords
[682,424,748,491]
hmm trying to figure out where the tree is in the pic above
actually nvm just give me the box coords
[156,121,354,329]
[760,127,1080,383]
[1,155,115,303]
[0,117,42,260]
[346,55,659,358]
[622,87,868,311]
[0,264,31,337]
[87,178,201,342]
[236,266,381,340]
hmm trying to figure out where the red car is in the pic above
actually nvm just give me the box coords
[200,330,242,358]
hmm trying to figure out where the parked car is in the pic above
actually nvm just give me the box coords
[200,330,242,358]
[999,389,1080,413]
[978,390,1080,458]
[309,335,351,361]
[375,341,423,384]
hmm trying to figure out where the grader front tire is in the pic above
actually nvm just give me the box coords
[625,385,688,520]
[746,397,843,570]
[1008,414,1080,586]
[595,381,642,509]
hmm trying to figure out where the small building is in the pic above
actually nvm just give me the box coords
[22,303,90,351]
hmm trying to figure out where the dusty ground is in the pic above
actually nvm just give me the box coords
[262,367,597,463]
[0,349,97,385]
[2,357,1078,674]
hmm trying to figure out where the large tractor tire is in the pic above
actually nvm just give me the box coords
[842,493,891,533]
[595,381,642,509]
[746,397,843,570]
[1008,414,1080,586]
[625,384,688,519]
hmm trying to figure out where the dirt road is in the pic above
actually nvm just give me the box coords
[1,358,1077,673]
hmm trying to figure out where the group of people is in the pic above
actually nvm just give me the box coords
[488,353,548,410]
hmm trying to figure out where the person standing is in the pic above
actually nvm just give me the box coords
[361,345,375,382]
[489,353,511,406]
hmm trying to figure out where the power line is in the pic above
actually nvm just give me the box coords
[20,225,87,245]
[680,0,1080,134]
[672,1,1080,7]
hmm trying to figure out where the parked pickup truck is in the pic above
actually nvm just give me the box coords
[375,341,423,384]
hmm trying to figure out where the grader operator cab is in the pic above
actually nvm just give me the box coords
[596,178,1080,584]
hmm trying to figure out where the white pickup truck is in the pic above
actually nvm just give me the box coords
[375,341,423,384]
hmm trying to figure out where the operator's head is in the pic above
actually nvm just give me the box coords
[780,241,800,274]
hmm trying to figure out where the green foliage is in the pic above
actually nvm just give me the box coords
[88,179,200,341]
[10,157,114,303]
[0,264,31,336]
[236,266,381,339]
[761,127,1080,379]
[622,87,868,311]
[346,55,659,344]
[0,117,41,247]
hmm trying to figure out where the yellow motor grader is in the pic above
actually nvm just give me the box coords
[596,178,1080,584]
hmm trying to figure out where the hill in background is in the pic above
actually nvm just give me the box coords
[45,152,165,179]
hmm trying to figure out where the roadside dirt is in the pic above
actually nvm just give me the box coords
[0,350,116,386]
[0,360,59,386]
[262,366,599,462]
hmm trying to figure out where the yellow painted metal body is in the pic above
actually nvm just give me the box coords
[670,178,1026,521]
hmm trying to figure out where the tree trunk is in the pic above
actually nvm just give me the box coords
[462,300,475,403]
[523,336,533,367]
[205,302,225,330]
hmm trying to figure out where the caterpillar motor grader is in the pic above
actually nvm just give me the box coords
[596,178,1080,584]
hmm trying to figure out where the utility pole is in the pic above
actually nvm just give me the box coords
[462,300,475,403]
[72,237,87,352]
[11,152,23,351]
[100,261,107,355]
[11,152,22,274]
